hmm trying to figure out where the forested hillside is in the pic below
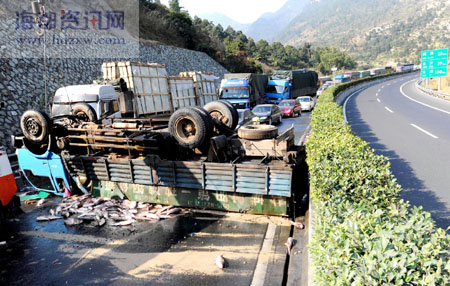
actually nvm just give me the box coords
[276,0,450,66]
[140,0,356,74]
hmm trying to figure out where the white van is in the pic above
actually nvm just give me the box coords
[51,85,121,121]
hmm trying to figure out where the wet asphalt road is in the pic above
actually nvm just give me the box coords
[0,113,311,286]
[345,72,450,229]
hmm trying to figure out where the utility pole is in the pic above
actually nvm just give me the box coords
[31,0,48,111]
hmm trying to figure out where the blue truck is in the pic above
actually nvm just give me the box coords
[265,70,319,104]
[219,73,268,110]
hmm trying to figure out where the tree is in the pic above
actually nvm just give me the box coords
[169,0,182,12]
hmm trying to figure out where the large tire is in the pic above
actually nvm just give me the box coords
[20,110,51,144]
[169,108,208,149]
[71,103,97,122]
[238,125,278,140]
[204,101,234,129]
[218,100,239,130]
[190,107,214,139]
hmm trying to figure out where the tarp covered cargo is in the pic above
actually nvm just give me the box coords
[179,72,220,106]
[223,73,268,104]
[272,70,318,98]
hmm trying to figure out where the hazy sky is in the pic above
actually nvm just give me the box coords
[160,0,289,24]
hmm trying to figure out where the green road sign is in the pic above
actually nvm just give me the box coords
[421,48,448,79]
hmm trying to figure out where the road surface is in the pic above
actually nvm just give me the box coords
[0,113,311,286]
[345,72,450,229]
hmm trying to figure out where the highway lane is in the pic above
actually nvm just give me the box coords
[346,72,450,229]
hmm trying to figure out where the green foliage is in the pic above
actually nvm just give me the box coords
[307,74,450,285]
[169,0,181,12]
[276,0,450,66]
[138,0,356,74]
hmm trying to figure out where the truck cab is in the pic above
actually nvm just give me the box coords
[265,80,291,104]
[51,85,121,120]
[219,78,252,110]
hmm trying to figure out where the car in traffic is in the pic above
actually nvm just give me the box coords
[316,85,327,97]
[296,96,316,112]
[278,99,301,117]
[252,104,283,125]
[237,109,258,128]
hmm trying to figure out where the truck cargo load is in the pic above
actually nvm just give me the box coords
[220,73,268,109]
[102,62,220,117]
[271,70,318,99]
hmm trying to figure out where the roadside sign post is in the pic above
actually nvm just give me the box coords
[421,48,448,91]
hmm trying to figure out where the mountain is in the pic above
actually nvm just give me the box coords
[244,0,308,42]
[275,0,450,66]
[197,13,248,32]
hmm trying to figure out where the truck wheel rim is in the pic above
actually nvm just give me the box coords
[25,118,42,138]
[210,110,229,125]
[175,116,197,142]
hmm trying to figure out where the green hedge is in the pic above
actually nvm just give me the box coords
[307,76,450,285]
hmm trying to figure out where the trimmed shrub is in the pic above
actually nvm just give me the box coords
[307,75,450,285]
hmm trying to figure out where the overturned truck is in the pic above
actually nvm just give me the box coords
[14,90,306,217]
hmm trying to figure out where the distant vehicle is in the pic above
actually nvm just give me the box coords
[237,109,257,128]
[319,76,332,86]
[359,70,371,78]
[265,70,319,104]
[252,104,283,125]
[334,74,351,84]
[396,64,414,72]
[344,71,360,81]
[220,73,268,110]
[279,99,301,117]
[316,85,327,96]
[370,68,386,76]
[296,96,316,112]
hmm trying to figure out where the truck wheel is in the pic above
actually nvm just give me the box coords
[71,103,97,122]
[20,110,51,144]
[190,107,214,138]
[169,108,208,149]
[238,125,278,140]
[204,101,234,129]
[218,100,239,129]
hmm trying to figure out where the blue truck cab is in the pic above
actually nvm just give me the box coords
[265,79,291,104]
[16,149,88,196]
[219,78,252,110]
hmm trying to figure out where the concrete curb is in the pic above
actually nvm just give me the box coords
[415,80,450,101]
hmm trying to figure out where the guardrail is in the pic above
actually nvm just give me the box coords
[416,79,450,100]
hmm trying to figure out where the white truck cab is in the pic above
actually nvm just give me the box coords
[51,85,121,120]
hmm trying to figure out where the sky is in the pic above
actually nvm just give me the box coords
[160,0,289,24]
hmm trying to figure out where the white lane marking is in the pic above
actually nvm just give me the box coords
[382,85,385,88]
[400,80,450,116]
[376,93,379,97]
[250,223,277,286]
[385,107,394,113]
[377,98,381,103]
[343,88,365,122]
[378,89,381,92]
[410,123,438,139]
